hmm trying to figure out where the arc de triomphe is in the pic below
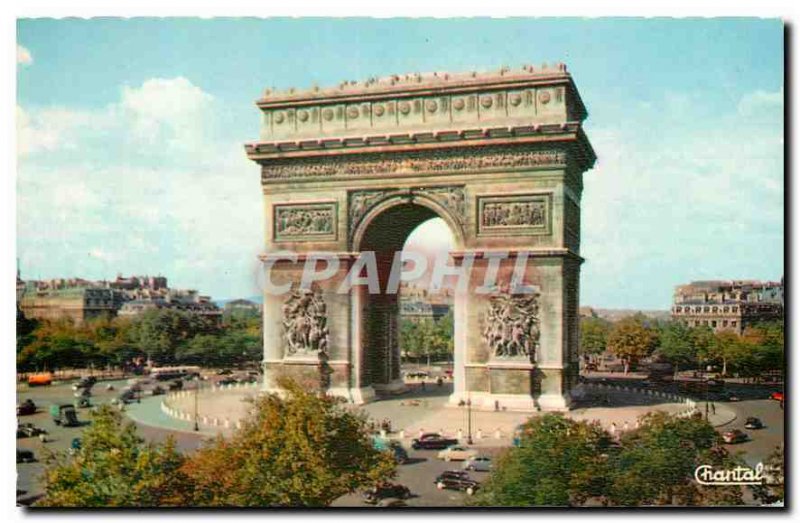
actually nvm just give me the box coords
[245,64,595,411]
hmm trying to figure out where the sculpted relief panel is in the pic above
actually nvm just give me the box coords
[482,291,541,360]
[274,202,337,241]
[282,287,329,358]
[477,194,551,236]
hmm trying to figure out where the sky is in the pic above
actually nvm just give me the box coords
[16,17,784,308]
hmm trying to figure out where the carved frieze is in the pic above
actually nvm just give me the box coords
[273,202,337,241]
[262,147,567,181]
[282,287,329,357]
[477,194,552,236]
[482,291,541,360]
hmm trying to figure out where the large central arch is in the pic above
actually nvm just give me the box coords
[246,64,595,411]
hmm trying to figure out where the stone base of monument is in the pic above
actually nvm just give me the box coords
[372,379,407,396]
[326,386,376,404]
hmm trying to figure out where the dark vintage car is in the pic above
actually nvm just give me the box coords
[72,376,97,391]
[17,399,36,416]
[411,433,459,450]
[362,482,412,504]
[744,417,765,430]
[16,449,36,463]
[434,470,480,495]
[16,423,47,439]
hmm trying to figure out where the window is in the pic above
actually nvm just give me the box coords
[723,320,728,327]
[675,306,682,313]
[711,321,717,328]
[704,306,710,313]
[712,306,718,313]
[731,321,737,327]
[723,307,729,313]
[695,307,702,313]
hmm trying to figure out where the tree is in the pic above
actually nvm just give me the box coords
[38,406,191,507]
[608,412,743,506]
[129,309,217,364]
[182,378,396,506]
[656,320,697,371]
[606,316,658,374]
[470,415,611,507]
[580,316,611,364]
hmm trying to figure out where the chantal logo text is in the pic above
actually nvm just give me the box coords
[694,463,765,486]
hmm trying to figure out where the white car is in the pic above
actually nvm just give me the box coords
[463,455,493,472]
[437,445,478,462]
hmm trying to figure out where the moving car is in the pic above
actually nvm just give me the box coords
[434,470,480,495]
[722,429,748,444]
[744,417,764,429]
[463,456,493,472]
[404,371,429,380]
[16,423,47,439]
[362,482,412,505]
[437,445,478,462]
[16,449,36,463]
[49,404,80,427]
[74,396,92,409]
[771,391,784,402]
[17,399,36,416]
[73,387,92,398]
[411,433,459,450]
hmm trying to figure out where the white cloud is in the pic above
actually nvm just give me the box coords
[17,44,32,65]
[17,76,215,158]
[580,88,783,308]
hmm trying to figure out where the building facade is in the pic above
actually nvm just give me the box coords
[671,279,783,334]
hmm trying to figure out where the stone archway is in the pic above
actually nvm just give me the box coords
[246,64,595,411]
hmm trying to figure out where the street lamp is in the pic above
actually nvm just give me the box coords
[193,378,200,432]
[466,396,473,445]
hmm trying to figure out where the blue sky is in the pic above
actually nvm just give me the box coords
[16,18,784,308]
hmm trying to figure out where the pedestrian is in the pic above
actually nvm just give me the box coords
[711,402,716,415]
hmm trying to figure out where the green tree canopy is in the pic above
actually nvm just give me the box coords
[470,414,612,507]
[607,316,659,373]
[183,378,396,506]
[38,406,191,507]
[580,316,611,360]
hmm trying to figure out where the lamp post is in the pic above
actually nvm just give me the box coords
[466,396,473,445]
[193,378,200,432]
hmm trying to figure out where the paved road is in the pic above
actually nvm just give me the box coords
[18,377,784,507]
[16,379,205,504]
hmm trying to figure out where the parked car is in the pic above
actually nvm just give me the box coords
[770,391,784,402]
[744,417,764,430]
[216,369,233,376]
[50,404,80,427]
[168,379,183,391]
[17,399,36,416]
[71,376,97,390]
[16,449,36,463]
[73,388,92,398]
[434,470,480,495]
[16,423,47,439]
[362,482,412,504]
[73,396,92,409]
[119,389,139,404]
[463,456,493,472]
[151,385,166,396]
[405,371,429,380]
[437,445,478,462]
[411,433,459,450]
[718,391,740,402]
[722,429,748,444]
